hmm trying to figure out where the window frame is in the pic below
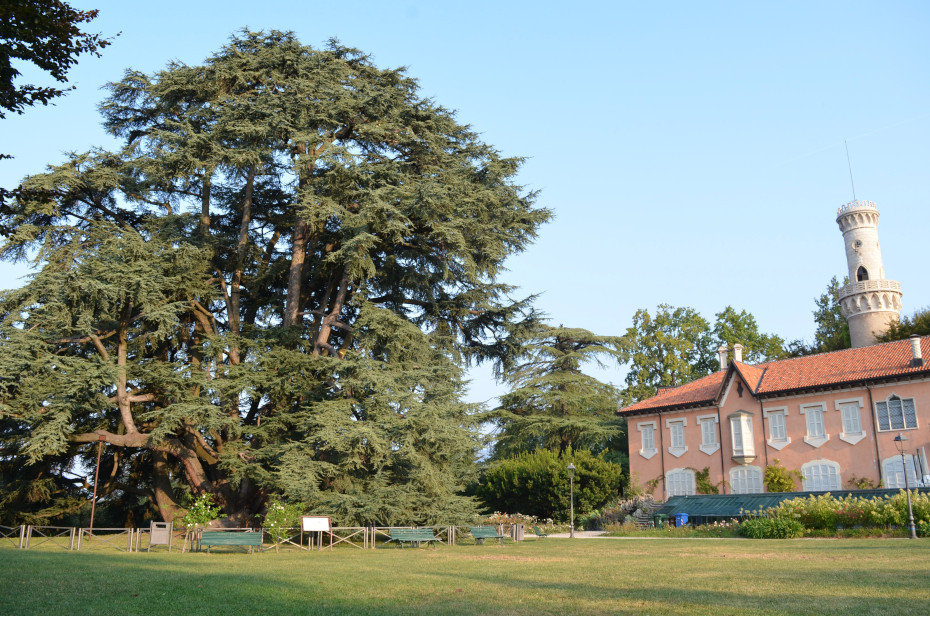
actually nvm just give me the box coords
[835,397,866,445]
[763,406,790,451]
[666,417,688,458]
[801,401,829,448]
[882,455,919,489]
[730,465,764,494]
[696,413,720,455]
[665,468,696,499]
[801,459,842,492]
[874,394,918,432]
[637,421,657,459]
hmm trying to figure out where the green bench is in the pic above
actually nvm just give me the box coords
[200,530,263,553]
[387,528,441,549]
[532,525,549,538]
[469,525,505,545]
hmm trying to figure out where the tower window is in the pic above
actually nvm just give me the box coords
[857,266,869,281]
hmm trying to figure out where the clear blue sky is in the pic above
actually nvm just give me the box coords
[2,0,928,406]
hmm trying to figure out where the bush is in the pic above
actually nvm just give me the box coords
[263,498,304,552]
[581,495,655,530]
[181,493,224,529]
[477,448,624,522]
[738,517,804,539]
[764,459,802,492]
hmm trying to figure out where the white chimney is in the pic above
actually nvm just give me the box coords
[910,335,923,367]
[718,345,728,371]
[733,343,744,363]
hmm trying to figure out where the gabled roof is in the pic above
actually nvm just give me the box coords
[618,336,930,417]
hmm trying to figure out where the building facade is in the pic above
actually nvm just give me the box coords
[619,336,930,499]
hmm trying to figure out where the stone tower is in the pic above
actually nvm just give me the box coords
[835,200,902,348]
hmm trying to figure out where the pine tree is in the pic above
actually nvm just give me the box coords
[489,325,624,459]
[0,30,550,525]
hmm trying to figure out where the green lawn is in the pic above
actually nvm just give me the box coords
[2,537,929,615]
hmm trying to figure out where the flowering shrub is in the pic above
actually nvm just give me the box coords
[181,493,224,530]
[263,498,304,552]
[765,490,930,531]
[739,516,804,539]
[581,495,655,530]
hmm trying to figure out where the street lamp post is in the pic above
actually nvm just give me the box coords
[567,462,575,539]
[893,434,918,539]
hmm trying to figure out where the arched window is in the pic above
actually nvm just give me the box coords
[801,460,841,492]
[730,466,764,494]
[857,266,869,281]
[883,455,919,489]
[665,468,696,499]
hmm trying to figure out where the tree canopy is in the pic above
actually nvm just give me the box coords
[0,30,550,526]
[618,304,787,405]
[487,324,623,460]
[787,276,851,356]
[876,307,930,342]
[0,0,114,118]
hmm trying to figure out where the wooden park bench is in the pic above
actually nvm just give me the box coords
[200,530,263,553]
[469,525,505,545]
[532,525,549,538]
[386,528,441,549]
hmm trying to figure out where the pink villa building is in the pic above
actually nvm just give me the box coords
[618,336,930,499]
[619,199,928,500]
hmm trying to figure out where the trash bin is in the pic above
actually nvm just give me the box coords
[673,513,689,527]
[653,514,668,529]
[510,523,524,541]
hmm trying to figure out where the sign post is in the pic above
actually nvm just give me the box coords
[300,516,332,550]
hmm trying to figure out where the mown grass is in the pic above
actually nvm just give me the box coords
[2,537,929,615]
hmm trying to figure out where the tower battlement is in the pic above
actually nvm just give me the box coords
[835,198,901,347]
[837,199,877,216]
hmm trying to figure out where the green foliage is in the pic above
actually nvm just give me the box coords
[738,516,804,539]
[580,494,655,530]
[0,30,549,525]
[476,448,623,522]
[876,307,930,342]
[618,304,784,405]
[181,493,224,529]
[263,498,304,550]
[764,459,803,492]
[768,491,930,530]
[695,467,721,495]
[619,304,716,404]
[0,0,115,118]
[917,521,930,538]
[488,324,624,459]
[847,476,879,490]
[713,306,786,364]
[788,276,851,356]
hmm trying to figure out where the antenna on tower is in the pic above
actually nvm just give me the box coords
[845,140,857,202]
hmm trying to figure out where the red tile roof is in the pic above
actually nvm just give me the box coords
[618,336,930,416]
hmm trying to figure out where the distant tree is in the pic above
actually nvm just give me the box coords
[0,0,114,118]
[476,448,623,522]
[876,307,930,342]
[713,306,786,364]
[788,276,851,356]
[618,304,716,405]
[488,324,623,459]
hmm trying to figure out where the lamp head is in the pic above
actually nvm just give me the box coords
[894,434,908,453]
[567,462,575,478]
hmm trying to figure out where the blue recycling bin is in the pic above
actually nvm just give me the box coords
[673,513,689,527]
